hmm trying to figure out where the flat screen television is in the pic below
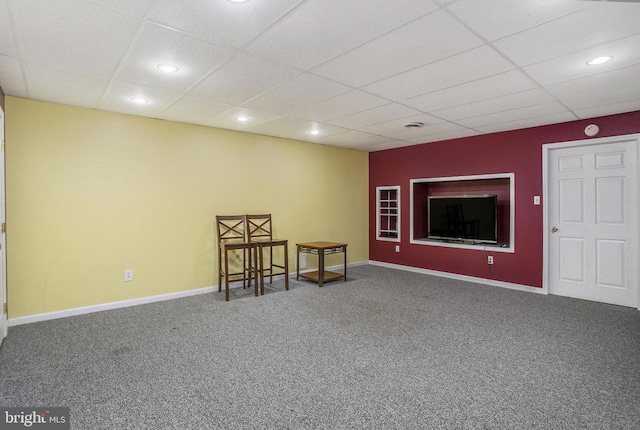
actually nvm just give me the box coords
[427,195,498,244]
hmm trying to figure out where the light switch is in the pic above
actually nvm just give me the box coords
[534,196,540,205]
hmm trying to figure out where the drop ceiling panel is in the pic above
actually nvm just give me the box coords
[457,101,572,129]
[474,111,577,134]
[545,63,640,100]
[574,100,640,120]
[100,81,178,116]
[405,70,538,113]
[0,0,16,57]
[493,2,640,67]
[146,0,304,49]
[116,23,235,94]
[561,83,640,111]
[328,103,422,129]
[359,113,442,135]
[447,0,592,42]
[244,0,440,70]
[12,0,141,80]
[0,55,26,97]
[241,73,351,116]
[523,33,640,86]
[91,0,155,17]
[432,88,556,122]
[155,96,232,126]
[24,64,110,108]
[311,9,483,87]
[362,45,515,101]
[208,107,281,131]
[289,90,390,122]
[382,122,468,141]
[188,53,302,106]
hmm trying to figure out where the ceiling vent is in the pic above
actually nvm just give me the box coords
[403,122,424,129]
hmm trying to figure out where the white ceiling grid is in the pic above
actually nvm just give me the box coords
[0,0,638,151]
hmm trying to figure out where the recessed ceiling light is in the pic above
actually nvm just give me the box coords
[586,56,613,66]
[228,0,250,3]
[236,116,249,122]
[130,97,149,104]
[157,63,179,73]
[309,130,320,135]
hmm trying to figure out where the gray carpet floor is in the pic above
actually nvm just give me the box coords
[1,264,639,429]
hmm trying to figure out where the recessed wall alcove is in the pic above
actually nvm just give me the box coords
[410,173,515,253]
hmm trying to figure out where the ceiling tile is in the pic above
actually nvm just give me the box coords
[0,0,17,57]
[561,82,640,112]
[241,73,351,116]
[155,95,232,126]
[403,128,481,145]
[244,0,439,70]
[90,0,155,17]
[311,9,483,87]
[0,55,26,97]
[328,103,421,129]
[208,107,282,131]
[523,33,640,86]
[574,99,640,120]
[24,63,109,108]
[188,53,302,106]
[362,45,515,101]
[447,0,591,42]
[147,0,303,49]
[289,90,390,122]
[405,70,538,113]
[12,0,141,79]
[457,101,572,129]
[545,63,640,101]
[381,121,467,141]
[359,113,443,135]
[474,111,577,134]
[432,88,555,122]
[493,2,640,67]
[116,23,234,94]
[100,81,179,116]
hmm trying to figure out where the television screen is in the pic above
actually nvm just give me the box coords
[428,195,498,243]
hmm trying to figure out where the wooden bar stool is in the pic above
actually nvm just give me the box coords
[216,215,258,301]
[246,214,289,295]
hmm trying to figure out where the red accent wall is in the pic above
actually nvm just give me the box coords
[369,110,640,288]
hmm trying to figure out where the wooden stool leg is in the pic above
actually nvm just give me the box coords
[224,248,230,301]
[284,242,289,291]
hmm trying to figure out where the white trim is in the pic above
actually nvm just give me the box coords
[542,133,640,310]
[409,173,515,253]
[370,260,545,294]
[9,261,370,326]
[376,185,401,242]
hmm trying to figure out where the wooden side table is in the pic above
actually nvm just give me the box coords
[296,241,347,287]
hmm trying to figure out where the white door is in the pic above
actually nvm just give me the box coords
[0,105,6,345]
[546,136,639,308]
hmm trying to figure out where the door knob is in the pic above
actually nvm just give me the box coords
[551,226,558,233]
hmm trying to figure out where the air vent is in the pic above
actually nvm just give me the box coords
[404,122,424,129]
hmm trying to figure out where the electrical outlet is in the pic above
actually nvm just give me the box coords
[124,269,133,282]
[395,245,400,252]
[487,256,494,265]
[534,195,541,205]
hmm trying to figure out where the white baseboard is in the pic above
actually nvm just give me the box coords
[369,260,545,294]
[9,260,369,327]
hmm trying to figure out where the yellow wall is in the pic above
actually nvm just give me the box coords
[5,97,369,318]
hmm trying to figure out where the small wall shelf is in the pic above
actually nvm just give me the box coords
[376,186,400,242]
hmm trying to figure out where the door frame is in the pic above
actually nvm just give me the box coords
[542,133,640,310]
[0,104,6,343]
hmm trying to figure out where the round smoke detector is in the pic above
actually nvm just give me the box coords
[404,122,424,129]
